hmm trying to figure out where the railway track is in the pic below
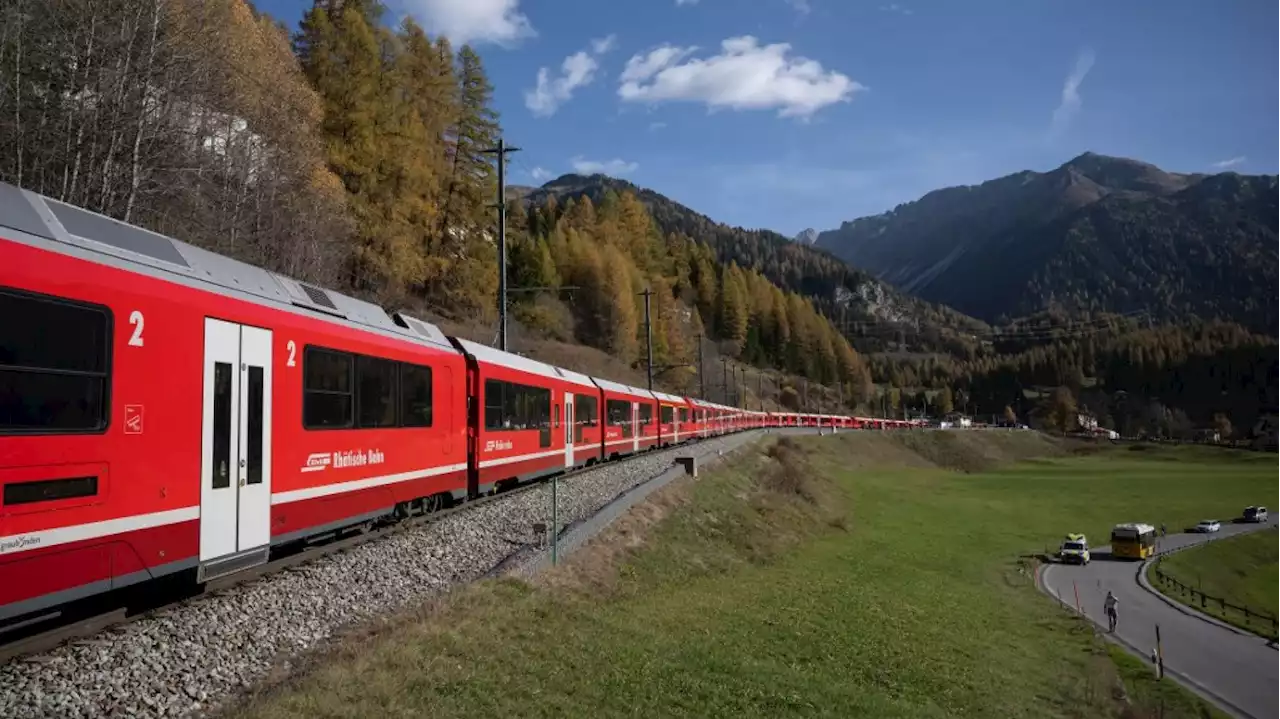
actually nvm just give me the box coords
[0,434,735,666]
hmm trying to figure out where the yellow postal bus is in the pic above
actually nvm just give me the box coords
[1110,523,1157,559]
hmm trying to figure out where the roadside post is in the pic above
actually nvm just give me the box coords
[1155,624,1164,679]
[1073,581,1081,613]
[551,475,559,566]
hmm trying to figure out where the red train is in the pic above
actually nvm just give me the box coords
[0,181,913,628]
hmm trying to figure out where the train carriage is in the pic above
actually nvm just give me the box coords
[650,389,690,447]
[685,397,712,439]
[276,311,468,545]
[711,402,733,435]
[0,182,468,624]
[696,400,720,436]
[558,365,606,468]
[591,378,655,457]
[452,338,594,494]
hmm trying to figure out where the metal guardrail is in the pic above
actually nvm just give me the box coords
[1151,556,1278,635]
[1120,436,1278,452]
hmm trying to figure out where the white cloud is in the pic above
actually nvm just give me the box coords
[571,156,639,176]
[530,166,552,181]
[1211,156,1246,170]
[1049,47,1095,137]
[879,3,913,14]
[397,0,533,46]
[649,121,668,131]
[591,34,617,54]
[675,0,698,5]
[785,0,811,15]
[525,35,616,117]
[618,36,861,118]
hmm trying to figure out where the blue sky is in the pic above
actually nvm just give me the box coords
[259,0,1278,236]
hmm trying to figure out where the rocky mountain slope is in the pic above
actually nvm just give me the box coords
[814,153,1278,331]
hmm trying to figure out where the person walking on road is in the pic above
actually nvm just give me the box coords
[1104,591,1119,632]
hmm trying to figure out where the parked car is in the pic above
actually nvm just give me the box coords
[1243,506,1269,523]
[1192,519,1222,533]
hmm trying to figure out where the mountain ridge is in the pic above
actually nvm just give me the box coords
[813,152,1277,331]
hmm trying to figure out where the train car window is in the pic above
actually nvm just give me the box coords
[679,407,689,423]
[303,346,353,429]
[639,403,653,428]
[212,362,233,489]
[533,386,551,433]
[485,379,551,432]
[660,406,674,424]
[246,366,264,485]
[573,392,596,443]
[356,355,397,428]
[3,475,99,506]
[606,399,632,438]
[0,287,110,434]
[484,379,505,430]
[538,393,552,448]
[574,393,598,427]
[399,363,433,427]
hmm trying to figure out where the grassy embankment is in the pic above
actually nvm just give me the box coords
[232,433,1274,719]
[1148,529,1279,640]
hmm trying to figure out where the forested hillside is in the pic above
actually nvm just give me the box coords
[0,0,874,404]
[504,190,875,402]
[527,174,990,354]
[865,313,1276,441]
[815,153,1279,331]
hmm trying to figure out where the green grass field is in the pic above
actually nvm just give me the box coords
[1149,530,1279,639]
[233,433,1274,719]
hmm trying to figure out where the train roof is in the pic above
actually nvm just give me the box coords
[554,364,597,388]
[651,389,687,404]
[453,338,596,389]
[0,181,456,354]
[591,376,651,398]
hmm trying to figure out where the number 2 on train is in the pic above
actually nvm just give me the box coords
[128,310,145,346]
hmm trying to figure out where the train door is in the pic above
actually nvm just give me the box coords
[199,318,272,578]
[631,401,640,452]
[564,393,574,469]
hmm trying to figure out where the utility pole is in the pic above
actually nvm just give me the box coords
[482,138,521,352]
[739,367,747,409]
[758,372,763,411]
[640,287,655,390]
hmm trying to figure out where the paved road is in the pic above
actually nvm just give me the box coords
[1039,520,1279,719]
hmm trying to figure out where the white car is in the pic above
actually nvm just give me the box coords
[1193,519,1221,533]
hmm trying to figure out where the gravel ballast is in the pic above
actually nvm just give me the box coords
[0,431,773,719]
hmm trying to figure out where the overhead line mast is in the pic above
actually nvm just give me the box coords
[482,138,521,352]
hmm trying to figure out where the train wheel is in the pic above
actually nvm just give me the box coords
[424,493,445,514]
